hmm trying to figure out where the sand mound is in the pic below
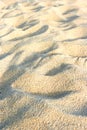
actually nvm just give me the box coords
[0,0,87,130]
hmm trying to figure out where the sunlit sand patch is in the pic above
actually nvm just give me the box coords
[12,67,87,94]
[59,41,87,57]
[2,15,25,27]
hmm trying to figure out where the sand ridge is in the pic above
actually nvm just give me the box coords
[0,0,87,129]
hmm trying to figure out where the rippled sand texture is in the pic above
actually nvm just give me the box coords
[0,0,87,129]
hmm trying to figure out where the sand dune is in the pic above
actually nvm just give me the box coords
[0,0,87,130]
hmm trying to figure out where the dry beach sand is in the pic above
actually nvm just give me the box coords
[0,0,87,129]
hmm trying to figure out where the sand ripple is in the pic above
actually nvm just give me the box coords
[0,0,87,129]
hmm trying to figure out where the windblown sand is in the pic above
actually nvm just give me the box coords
[0,0,87,129]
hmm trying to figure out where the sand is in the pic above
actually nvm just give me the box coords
[0,0,87,129]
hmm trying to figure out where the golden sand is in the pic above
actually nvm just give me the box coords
[0,0,87,129]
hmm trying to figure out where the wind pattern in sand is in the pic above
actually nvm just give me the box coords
[0,0,87,129]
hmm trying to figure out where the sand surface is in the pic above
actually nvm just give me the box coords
[0,0,87,129]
